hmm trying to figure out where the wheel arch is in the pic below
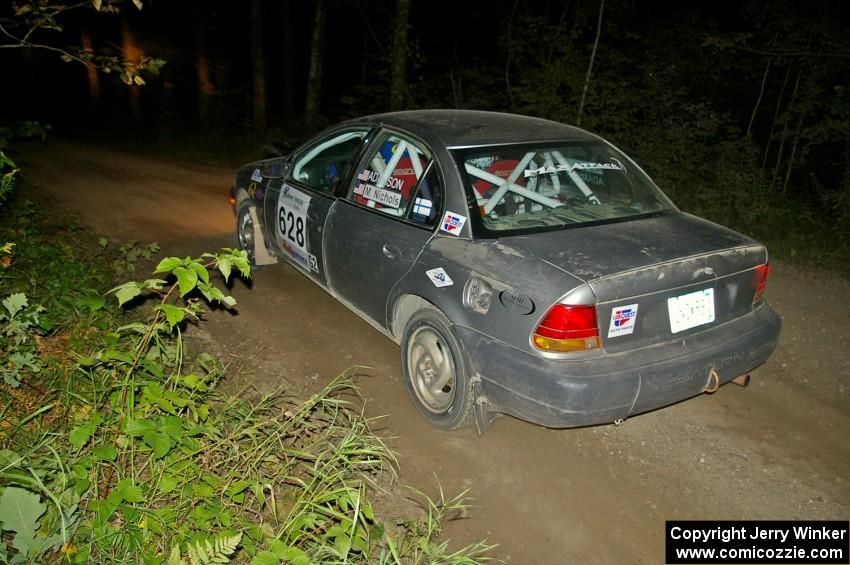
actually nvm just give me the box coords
[233,187,251,206]
[389,293,437,344]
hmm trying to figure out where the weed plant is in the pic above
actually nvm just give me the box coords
[0,200,494,564]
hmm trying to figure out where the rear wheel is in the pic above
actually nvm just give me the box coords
[401,308,474,430]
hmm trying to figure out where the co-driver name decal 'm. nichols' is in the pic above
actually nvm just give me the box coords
[354,183,402,208]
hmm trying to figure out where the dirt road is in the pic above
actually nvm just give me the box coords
[21,139,850,563]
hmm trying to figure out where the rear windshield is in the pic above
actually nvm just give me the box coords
[453,142,674,234]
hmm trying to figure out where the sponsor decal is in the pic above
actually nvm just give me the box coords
[413,197,432,216]
[250,168,264,182]
[440,211,467,235]
[523,161,623,178]
[607,303,639,338]
[354,183,402,208]
[467,155,496,169]
[426,267,453,288]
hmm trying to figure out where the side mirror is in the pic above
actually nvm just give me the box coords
[263,141,292,159]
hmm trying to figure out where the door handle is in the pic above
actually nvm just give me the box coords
[382,243,401,260]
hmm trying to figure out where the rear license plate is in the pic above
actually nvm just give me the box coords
[667,288,715,334]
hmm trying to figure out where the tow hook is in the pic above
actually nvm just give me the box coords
[704,368,720,393]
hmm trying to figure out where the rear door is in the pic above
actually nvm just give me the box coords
[265,128,369,286]
[324,131,443,326]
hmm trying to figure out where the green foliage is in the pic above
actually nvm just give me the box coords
[379,486,495,565]
[0,122,50,207]
[0,152,18,206]
[100,239,161,277]
[1,1,165,86]
[0,204,495,563]
[0,292,45,387]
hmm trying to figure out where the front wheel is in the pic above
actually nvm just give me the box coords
[401,308,474,430]
[236,201,265,270]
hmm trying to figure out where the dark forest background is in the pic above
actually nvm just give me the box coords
[2,0,849,264]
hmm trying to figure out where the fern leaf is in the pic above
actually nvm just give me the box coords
[166,545,187,565]
[214,533,243,559]
[187,533,242,564]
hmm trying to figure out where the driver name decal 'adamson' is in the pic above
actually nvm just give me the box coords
[277,184,318,273]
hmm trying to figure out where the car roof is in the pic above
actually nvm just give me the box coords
[342,110,601,149]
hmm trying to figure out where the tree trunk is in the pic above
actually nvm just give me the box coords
[80,25,100,110]
[250,0,267,131]
[762,64,791,170]
[389,0,410,111]
[194,3,213,130]
[576,0,604,126]
[120,20,142,124]
[281,0,295,121]
[746,57,771,138]
[504,0,520,108]
[450,68,462,108]
[771,67,803,189]
[782,114,804,196]
[305,0,328,125]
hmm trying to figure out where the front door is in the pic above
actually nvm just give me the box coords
[265,128,369,286]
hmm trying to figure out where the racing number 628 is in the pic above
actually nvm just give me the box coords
[278,205,305,248]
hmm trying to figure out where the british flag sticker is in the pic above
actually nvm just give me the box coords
[440,211,467,235]
[607,303,639,338]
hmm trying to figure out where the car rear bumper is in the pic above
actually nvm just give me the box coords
[456,302,781,428]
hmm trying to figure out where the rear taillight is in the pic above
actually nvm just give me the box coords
[532,304,601,353]
[752,263,770,304]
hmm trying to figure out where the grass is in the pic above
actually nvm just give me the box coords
[0,195,496,564]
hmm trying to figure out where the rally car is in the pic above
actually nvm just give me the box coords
[231,110,781,433]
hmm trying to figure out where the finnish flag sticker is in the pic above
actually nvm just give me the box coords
[608,304,639,338]
[413,197,432,216]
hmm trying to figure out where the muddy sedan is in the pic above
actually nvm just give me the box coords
[231,110,781,433]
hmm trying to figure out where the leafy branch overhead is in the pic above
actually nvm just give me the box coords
[1,0,165,85]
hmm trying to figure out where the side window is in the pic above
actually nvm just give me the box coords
[287,130,367,193]
[407,164,442,227]
[349,133,431,218]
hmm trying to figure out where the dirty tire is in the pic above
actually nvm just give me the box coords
[401,308,474,430]
[235,200,266,271]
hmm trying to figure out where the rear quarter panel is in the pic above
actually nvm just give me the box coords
[390,235,585,352]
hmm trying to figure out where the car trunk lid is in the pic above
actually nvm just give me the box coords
[506,212,769,352]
